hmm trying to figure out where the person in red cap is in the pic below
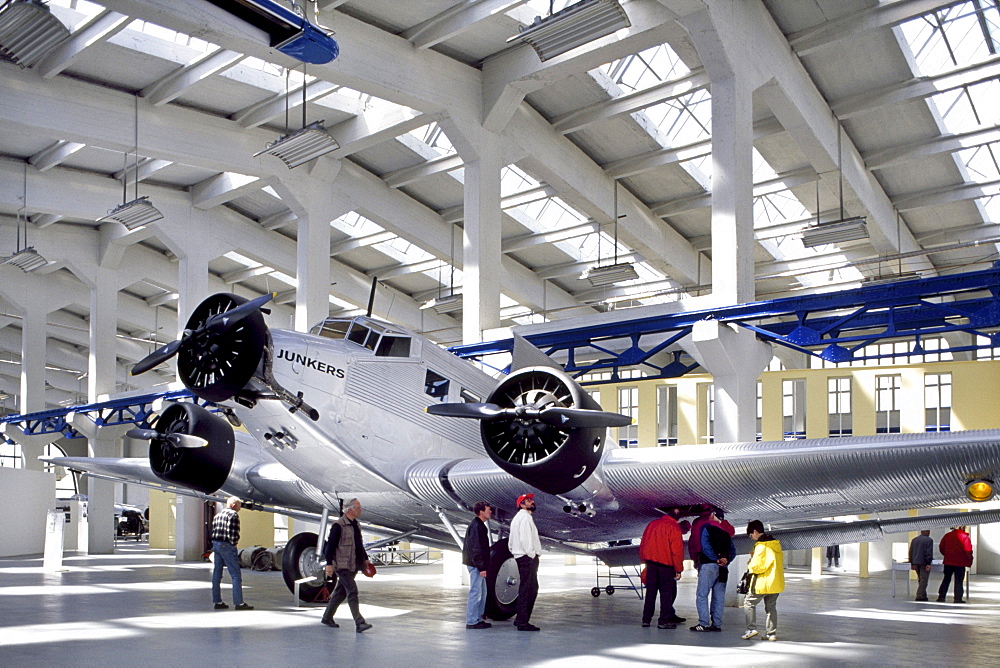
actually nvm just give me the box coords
[509,493,542,631]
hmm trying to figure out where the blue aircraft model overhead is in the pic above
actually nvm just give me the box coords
[205,0,339,64]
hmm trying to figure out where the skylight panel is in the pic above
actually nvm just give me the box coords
[641,89,711,148]
[601,43,691,95]
[407,123,456,157]
[332,211,384,237]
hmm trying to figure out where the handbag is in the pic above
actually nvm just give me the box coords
[737,570,756,595]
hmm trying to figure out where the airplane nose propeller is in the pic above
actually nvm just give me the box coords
[426,401,630,429]
[126,428,208,449]
[131,293,274,376]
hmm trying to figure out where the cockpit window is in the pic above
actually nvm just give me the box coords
[376,335,411,357]
[460,388,480,403]
[315,320,350,340]
[364,328,380,350]
[347,324,370,346]
[425,370,449,401]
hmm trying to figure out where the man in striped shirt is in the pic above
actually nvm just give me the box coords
[211,496,253,610]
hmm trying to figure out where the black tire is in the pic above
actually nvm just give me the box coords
[485,538,518,620]
[606,585,615,595]
[591,587,601,597]
[281,532,334,603]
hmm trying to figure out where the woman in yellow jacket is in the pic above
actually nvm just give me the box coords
[741,519,784,642]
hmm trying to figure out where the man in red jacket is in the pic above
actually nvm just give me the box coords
[639,509,686,629]
[937,526,973,603]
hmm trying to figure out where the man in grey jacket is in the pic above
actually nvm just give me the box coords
[909,529,934,602]
[321,499,374,632]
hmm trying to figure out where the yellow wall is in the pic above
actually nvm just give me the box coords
[598,359,1000,447]
[147,491,276,550]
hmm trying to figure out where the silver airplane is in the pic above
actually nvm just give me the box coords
[45,292,1000,614]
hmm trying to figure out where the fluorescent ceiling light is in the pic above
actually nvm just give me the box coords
[860,271,921,286]
[800,216,869,248]
[581,262,639,287]
[507,0,630,62]
[0,0,70,69]
[420,294,463,315]
[98,196,164,230]
[255,121,339,169]
[3,246,48,272]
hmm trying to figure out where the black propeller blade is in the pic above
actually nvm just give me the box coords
[202,293,274,337]
[426,403,505,419]
[126,428,207,449]
[131,338,183,376]
[427,402,632,429]
[131,293,274,376]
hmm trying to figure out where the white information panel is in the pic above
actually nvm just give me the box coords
[43,508,66,572]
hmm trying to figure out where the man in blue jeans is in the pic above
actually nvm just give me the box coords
[691,510,735,632]
[462,501,493,629]
[211,496,253,610]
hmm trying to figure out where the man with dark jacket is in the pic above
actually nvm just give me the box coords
[909,529,934,601]
[320,499,374,632]
[691,510,736,632]
[937,526,973,603]
[638,509,686,629]
[462,501,493,629]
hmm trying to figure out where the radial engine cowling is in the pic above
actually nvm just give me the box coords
[481,367,606,495]
[149,402,235,494]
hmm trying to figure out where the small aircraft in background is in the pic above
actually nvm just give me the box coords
[204,0,339,64]
[41,292,1000,616]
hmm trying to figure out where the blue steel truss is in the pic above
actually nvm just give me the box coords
[0,389,212,443]
[451,263,1000,384]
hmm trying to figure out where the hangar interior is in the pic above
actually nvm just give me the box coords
[3,0,1000,663]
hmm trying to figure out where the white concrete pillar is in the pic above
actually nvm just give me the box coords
[685,320,773,443]
[460,130,503,344]
[174,494,206,562]
[294,212,332,331]
[83,273,120,554]
[173,214,211,562]
[272,163,342,331]
[19,294,48,470]
[709,74,755,305]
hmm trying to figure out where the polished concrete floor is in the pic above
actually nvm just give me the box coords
[1,543,997,667]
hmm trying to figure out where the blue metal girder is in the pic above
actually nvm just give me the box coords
[0,389,209,442]
[450,264,1000,382]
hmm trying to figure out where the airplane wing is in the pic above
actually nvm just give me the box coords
[429,429,1000,548]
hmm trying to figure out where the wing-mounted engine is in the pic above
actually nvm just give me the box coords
[128,402,235,494]
[131,292,319,420]
[427,366,631,495]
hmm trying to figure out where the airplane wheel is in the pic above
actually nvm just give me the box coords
[485,539,518,620]
[606,585,615,595]
[282,532,332,602]
[591,587,601,597]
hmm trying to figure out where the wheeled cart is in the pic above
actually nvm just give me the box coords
[591,558,644,599]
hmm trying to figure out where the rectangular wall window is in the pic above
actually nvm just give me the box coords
[617,386,639,447]
[925,373,952,432]
[0,442,22,469]
[702,383,715,444]
[782,379,806,440]
[657,385,678,446]
[756,381,762,441]
[828,377,853,437]
[876,374,901,433]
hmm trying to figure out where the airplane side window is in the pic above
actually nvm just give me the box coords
[347,325,369,346]
[425,370,450,401]
[460,388,480,403]
[376,335,411,357]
